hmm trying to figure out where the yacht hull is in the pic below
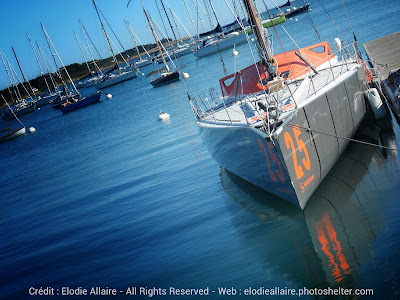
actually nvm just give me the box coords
[194,33,247,58]
[151,71,180,87]
[60,92,101,114]
[198,69,367,209]
[0,126,26,143]
[95,70,138,89]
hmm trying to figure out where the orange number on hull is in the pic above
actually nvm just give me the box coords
[258,139,285,183]
[284,125,311,180]
[267,142,285,183]
[259,139,277,182]
[293,125,311,171]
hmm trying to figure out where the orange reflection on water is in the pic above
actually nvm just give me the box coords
[316,213,351,282]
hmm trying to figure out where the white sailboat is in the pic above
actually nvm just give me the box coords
[26,33,61,107]
[125,20,153,68]
[135,0,180,87]
[40,22,101,114]
[189,0,377,209]
[75,19,105,89]
[152,1,194,63]
[91,0,138,90]
[0,49,35,119]
[0,95,26,143]
[193,0,248,58]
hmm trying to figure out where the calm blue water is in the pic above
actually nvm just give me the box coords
[1,0,400,299]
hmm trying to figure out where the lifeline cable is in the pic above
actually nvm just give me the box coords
[285,123,399,152]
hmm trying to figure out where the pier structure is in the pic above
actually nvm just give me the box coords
[364,31,400,118]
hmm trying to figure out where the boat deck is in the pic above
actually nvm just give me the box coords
[363,31,400,117]
[198,60,360,128]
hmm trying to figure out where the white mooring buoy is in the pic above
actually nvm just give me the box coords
[106,93,112,99]
[29,127,36,133]
[182,72,189,79]
[232,49,238,56]
[159,110,170,120]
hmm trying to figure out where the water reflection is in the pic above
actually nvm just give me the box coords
[220,119,398,292]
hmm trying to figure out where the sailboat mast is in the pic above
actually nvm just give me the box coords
[159,0,178,42]
[73,31,92,74]
[131,27,153,60]
[41,23,80,95]
[208,0,220,26]
[170,8,183,43]
[155,0,171,44]
[78,19,105,73]
[36,41,59,92]
[0,51,21,102]
[92,0,118,68]
[183,0,199,38]
[41,23,60,72]
[191,0,207,31]
[27,33,51,93]
[11,47,35,96]
[139,0,170,73]
[3,78,16,104]
[241,0,276,79]
[125,20,142,61]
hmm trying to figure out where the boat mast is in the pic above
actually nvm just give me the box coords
[125,20,142,61]
[73,30,92,75]
[155,0,171,44]
[170,8,183,43]
[92,0,118,69]
[241,0,277,79]
[208,0,220,27]
[191,0,207,31]
[36,41,59,93]
[41,23,60,73]
[0,50,21,102]
[27,33,51,94]
[11,47,36,97]
[78,19,106,72]
[128,25,153,60]
[3,78,16,104]
[139,0,170,73]
[159,0,178,43]
[183,0,199,38]
[41,23,80,95]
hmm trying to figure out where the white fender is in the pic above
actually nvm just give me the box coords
[333,38,341,52]
[365,88,386,120]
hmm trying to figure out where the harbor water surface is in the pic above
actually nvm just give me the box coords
[1,0,400,298]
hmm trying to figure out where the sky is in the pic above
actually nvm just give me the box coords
[0,0,288,89]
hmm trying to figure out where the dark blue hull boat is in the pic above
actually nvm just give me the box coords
[1,103,35,120]
[150,71,180,87]
[285,4,310,18]
[60,92,101,114]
